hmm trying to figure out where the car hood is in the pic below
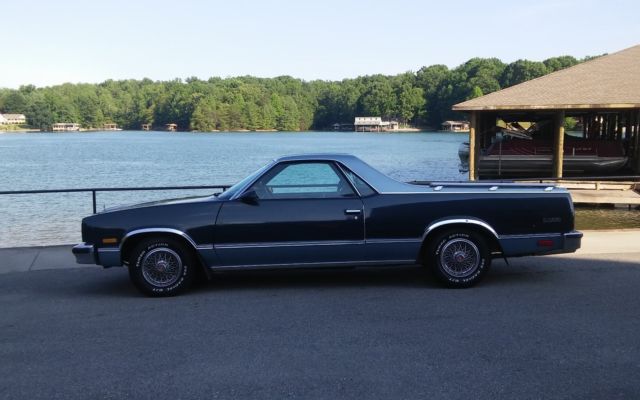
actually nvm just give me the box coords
[100,194,218,213]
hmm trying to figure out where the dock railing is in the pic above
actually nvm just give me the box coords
[502,175,640,184]
[0,185,231,214]
[411,175,640,185]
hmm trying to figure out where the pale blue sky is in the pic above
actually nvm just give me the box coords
[1,0,639,88]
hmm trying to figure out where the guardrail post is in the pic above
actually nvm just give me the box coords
[92,190,97,214]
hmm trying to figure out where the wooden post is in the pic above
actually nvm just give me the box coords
[635,109,640,173]
[553,111,565,178]
[469,111,478,181]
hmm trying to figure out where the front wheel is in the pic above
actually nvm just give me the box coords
[426,230,491,288]
[128,237,196,297]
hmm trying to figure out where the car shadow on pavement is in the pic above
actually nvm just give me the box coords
[28,254,640,298]
[199,265,437,292]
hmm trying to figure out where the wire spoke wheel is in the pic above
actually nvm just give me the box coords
[439,238,480,278]
[141,247,183,288]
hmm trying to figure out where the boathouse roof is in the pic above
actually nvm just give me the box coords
[453,44,640,111]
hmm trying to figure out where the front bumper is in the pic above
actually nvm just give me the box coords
[72,243,122,267]
[72,243,95,264]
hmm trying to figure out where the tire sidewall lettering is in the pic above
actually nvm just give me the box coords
[431,231,489,286]
[132,240,192,295]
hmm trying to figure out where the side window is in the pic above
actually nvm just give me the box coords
[252,162,356,199]
[341,167,376,197]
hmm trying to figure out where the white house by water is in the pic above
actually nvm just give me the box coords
[0,113,27,125]
[354,117,399,132]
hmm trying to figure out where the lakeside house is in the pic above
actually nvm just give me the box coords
[103,123,120,131]
[354,117,399,132]
[142,124,151,131]
[0,113,27,125]
[52,123,80,132]
[166,123,178,132]
[441,120,470,132]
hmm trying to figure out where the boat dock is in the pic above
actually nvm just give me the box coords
[566,181,640,207]
[453,45,640,182]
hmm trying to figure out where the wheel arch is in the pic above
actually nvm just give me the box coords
[120,228,205,269]
[417,218,503,263]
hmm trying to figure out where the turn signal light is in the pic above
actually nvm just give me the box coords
[102,238,118,244]
[537,240,554,247]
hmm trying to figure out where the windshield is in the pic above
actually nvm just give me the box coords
[216,161,273,200]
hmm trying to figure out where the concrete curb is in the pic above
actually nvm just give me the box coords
[1,230,639,274]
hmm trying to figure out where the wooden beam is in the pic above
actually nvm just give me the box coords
[469,111,478,181]
[553,111,565,178]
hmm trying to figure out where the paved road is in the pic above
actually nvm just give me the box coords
[1,253,640,400]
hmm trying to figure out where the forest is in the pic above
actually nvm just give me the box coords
[0,55,595,131]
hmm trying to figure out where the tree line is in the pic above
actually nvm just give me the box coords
[0,55,596,131]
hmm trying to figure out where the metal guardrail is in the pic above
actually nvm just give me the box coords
[2,176,639,215]
[0,185,231,214]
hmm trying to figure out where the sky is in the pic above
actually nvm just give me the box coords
[1,0,639,88]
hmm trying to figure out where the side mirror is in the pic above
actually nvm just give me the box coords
[239,189,260,205]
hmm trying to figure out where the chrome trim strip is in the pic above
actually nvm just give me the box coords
[499,233,562,240]
[120,228,200,249]
[216,240,365,249]
[97,247,120,252]
[334,162,364,197]
[211,259,416,270]
[423,219,499,239]
[345,209,362,214]
[378,190,560,195]
[334,161,381,194]
[365,238,422,244]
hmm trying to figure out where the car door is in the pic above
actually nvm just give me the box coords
[214,161,365,267]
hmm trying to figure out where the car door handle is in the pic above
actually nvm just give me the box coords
[344,209,362,215]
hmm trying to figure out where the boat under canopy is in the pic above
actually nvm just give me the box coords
[476,135,628,178]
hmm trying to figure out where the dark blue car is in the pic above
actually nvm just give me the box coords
[73,154,582,296]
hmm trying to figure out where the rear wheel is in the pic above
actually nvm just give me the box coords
[426,230,491,288]
[128,237,196,296]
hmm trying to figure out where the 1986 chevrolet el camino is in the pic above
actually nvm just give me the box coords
[73,154,582,296]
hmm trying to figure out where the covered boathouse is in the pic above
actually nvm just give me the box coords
[453,44,640,180]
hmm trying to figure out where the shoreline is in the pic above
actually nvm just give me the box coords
[0,128,41,133]
[2,128,435,134]
[0,127,436,134]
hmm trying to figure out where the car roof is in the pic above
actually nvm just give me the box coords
[274,153,360,163]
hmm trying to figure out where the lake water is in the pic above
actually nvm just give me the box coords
[1,130,638,248]
[0,130,468,247]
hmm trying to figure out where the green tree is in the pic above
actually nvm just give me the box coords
[500,60,548,88]
[543,56,579,72]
